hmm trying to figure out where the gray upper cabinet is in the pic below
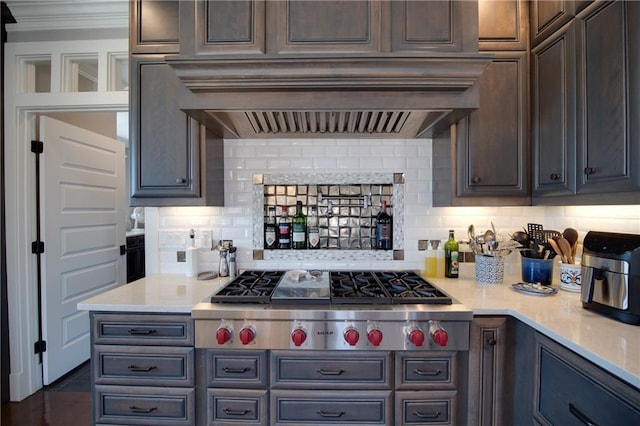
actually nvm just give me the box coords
[130,0,180,54]
[433,52,530,206]
[533,0,640,204]
[576,1,640,196]
[532,21,577,197]
[530,0,576,48]
[180,0,478,56]
[479,0,529,51]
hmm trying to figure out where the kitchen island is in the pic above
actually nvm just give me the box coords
[78,273,639,425]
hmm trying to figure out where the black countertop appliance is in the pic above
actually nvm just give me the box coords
[581,231,640,325]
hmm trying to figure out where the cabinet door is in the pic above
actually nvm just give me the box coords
[271,0,381,55]
[532,21,577,197]
[181,0,266,56]
[576,1,640,194]
[479,0,529,51]
[467,317,513,426]
[534,333,640,426]
[130,55,201,201]
[130,0,180,54]
[390,0,477,53]
[455,52,530,201]
[530,0,576,47]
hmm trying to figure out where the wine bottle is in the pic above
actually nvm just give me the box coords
[264,206,277,249]
[444,229,459,278]
[375,200,392,250]
[278,206,291,249]
[307,206,320,249]
[292,201,307,249]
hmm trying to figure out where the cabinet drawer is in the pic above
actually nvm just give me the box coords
[271,390,392,425]
[396,352,458,390]
[94,385,194,425]
[94,345,193,387]
[206,388,268,426]
[205,349,268,389]
[271,351,392,389]
[535,342,640,425]
[395,390,458,425]
[92,313,193,346]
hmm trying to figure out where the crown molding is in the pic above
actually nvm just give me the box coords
[5,0,128,32]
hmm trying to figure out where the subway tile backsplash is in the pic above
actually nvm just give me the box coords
[147,138,640,275]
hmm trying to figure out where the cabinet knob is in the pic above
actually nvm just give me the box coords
[549,173,560,181]
[584,167,597,176]
[471,176,482,184]
[175,178,187,183]
[487,337,497,346]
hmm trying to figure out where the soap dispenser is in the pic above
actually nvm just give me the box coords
[185,229,198,277]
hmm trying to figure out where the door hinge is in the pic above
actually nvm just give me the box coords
[31,140,44,154]
[32,241,45,254]
[34,340,47,354]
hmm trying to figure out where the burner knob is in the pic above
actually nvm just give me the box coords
[344,327,359,346]
[367,328,383,346]
[239,327,255,345]
[429,321,448,347]
[216,327,232,345]
[432,329,448,347]
[408,328,425,347]
[291,328,307,347]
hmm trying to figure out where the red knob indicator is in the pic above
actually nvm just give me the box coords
[344,328,360,346]
[432,329,448,347]
[409,328,425,347]
[291,328,307,347]
[367,329,383,346]
[216,327,231,345]
[239,327,255,345]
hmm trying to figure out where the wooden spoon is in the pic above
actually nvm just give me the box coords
[548,238,566,263]
[557,237,574,264]
[562,228,579,258]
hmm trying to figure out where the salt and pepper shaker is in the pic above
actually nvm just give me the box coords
[228,246,237,278]
[218,243,229,277]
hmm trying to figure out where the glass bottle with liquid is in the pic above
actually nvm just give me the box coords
[423,240,439,278]
[444,230,459,278]
[307,206,320,249]
[375,200,392,250]
[292,201,307,249]
[264,206,277,249]
[278,206,291,249]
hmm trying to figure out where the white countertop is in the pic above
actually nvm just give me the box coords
[429,275,640,389]
[77,274,227,313]
[77,272,640,388]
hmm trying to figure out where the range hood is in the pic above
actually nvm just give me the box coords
[167,54,493,139]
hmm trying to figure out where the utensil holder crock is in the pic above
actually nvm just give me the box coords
[475,255,505,284]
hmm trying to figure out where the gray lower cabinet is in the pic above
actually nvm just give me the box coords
[534,333,640,426]
[91,313,195,426]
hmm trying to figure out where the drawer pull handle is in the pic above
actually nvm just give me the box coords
[413,368,441,376]
[127,365,157,372]
[223,408,250,416]
[413,410,441,419]
[127,328,157,335]
[317,410,345,418]
[222,367,250,374]
[129,406,157,414]
[316,368,345,376]
[569,403,598,426]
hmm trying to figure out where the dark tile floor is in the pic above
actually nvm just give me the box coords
[1,361,92,426]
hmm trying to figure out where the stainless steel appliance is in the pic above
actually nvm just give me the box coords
[581,231,640,325]
[193,270,471,351]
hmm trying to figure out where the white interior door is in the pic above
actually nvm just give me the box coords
[39,116,126,385]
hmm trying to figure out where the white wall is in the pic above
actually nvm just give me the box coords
[145,138,640,277]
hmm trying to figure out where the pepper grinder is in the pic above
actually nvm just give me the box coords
[218,244,229,277]
[228,246,237,278]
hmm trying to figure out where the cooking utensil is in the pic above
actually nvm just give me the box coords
[562,228,579,259]
[557,237,574,264]
[548,238,566,263]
